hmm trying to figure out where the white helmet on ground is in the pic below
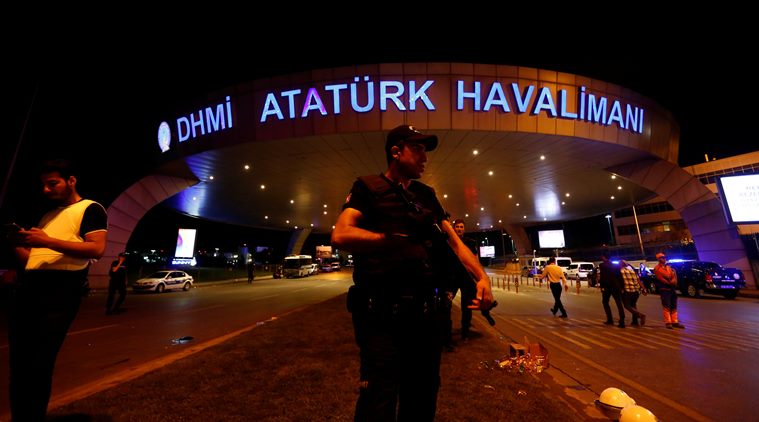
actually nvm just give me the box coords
[599,387,636,408]
[595,387,637,419]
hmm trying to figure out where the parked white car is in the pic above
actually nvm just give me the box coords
[133,270,194,293]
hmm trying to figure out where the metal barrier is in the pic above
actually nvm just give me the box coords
[489,273,601,296]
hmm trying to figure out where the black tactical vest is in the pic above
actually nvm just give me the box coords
[353,174,443,296]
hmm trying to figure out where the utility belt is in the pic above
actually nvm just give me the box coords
[347,284,447,319]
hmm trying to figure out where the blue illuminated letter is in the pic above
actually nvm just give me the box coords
[379,81,405,111]
[558,90,578,119]
[324,84,348,114]
[301,88,328,118]
[483,82,510,112]
[587,94,607,124]
[511,83,535,113]
[408,80,435,111]
[457,80,481,111]
[260,93,284,122]
[531,87,557,117]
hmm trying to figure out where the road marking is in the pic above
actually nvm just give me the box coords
[503,319,714,422]
[601,329,662,349]
[653,331,728,350]
[177,304,226,314]
[47,305,309,412]
[691,330,757,349]
[524,318,547,327]
[68,324,120,336]
[633,331,702,350]
[549,331,592,349]
[250,294,281,301]
[566,331,614,349]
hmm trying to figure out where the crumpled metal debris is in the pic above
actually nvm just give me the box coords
[171,336,194,345]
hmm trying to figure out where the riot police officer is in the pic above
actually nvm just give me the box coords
[332,124,494,421]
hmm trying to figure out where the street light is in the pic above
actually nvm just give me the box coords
[605,214,614,245]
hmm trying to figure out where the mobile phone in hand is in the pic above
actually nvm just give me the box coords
[2,223,22,234]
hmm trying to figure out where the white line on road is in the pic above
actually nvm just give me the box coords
[68,324,120,336]
[0,324,121,350]
[549,331,592,350]
[46,305,310,412]
[566,331,614,349]
[250,294,281,301]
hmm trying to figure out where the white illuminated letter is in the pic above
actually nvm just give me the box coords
[205,104,226,132]
[531,87,557,117]
[379,81,406,111]
[350,76,375,113]
[579,86,587,120]
[177,117,190,142]
[457,80,481,111]
[587,94,607,124]
[607,100,624,128]
[280,89,302,119]
[226,96,233,128]
[301,88,327,117]
[625,104,640,133]
[260,93,284,122]
[558,89,578,119]
[189,110,205,138]
[511,83,535,113]
[408,80,435,111]
[324,84,348,114]
[483,82,510,112]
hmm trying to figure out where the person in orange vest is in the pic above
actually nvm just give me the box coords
[653,253,685,329]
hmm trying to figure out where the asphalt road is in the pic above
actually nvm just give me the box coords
[1,271,757,421]
[485,275,759,422]
[0,272,354,419]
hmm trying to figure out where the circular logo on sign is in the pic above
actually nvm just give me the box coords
[158,122,171,152]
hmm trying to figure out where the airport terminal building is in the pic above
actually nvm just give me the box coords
[83,63,756,288]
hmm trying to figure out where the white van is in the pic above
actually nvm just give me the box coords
[567,262,595,282]
[554,257,573,275]
[529,257,549,269]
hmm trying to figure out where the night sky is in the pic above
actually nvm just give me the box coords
[3,44,756,250]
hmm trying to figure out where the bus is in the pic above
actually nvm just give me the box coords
[283,255,313,278]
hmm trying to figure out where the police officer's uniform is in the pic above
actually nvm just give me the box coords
[345,173,447,422]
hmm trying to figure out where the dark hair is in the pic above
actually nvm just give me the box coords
[453,219,465,226]
[40,158,76,180]
[601,251,610,259]
[548,257,556,264]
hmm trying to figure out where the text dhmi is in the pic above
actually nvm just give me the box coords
[260,78,644,134]
[177,96,234,142]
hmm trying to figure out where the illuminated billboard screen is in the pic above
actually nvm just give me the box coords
[175,228,197,258]
[716,173,759,224]
[479,246,495,258]
[538,229,565,248]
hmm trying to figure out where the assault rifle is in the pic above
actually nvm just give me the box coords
[390,182,498,325]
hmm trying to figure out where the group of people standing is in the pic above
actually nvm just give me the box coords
[534,250,685,332]
[597,251,684,330]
